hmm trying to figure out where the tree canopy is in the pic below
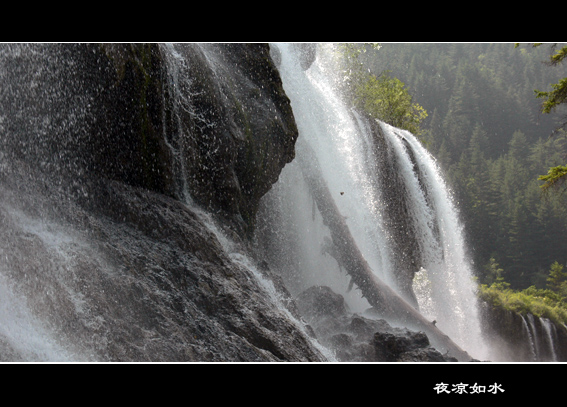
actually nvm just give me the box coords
[527,44,567,193]
[337,43,428,135]
[353,71,428,135]
[352,43,567,290]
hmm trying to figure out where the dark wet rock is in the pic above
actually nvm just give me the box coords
[374,330,455,362]
[295,285,349,320]
[0,162,326,362]
[0,43,297,240]
[290,43,318,70]
[295,285,458,362]
[479,300,567,362]
[158,43,298,237]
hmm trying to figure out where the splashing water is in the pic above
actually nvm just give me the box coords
[0,272,74,362]
[0,43,493,361]
[259,43,489,360]
[381,122,486,358]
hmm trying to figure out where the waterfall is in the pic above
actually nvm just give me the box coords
[1,42,533,362]
[0,44,332,362]
[542,318,558,362]
[527,314,543,360]
[381,122,486,357]
[258,43,489,360]
[258,44,393,310]
[520,315,538,361]
[524,311,561,362]
[161,43,193,204]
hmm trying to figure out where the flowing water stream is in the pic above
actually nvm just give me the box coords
[4,43,557,362]
[257,43,490,360]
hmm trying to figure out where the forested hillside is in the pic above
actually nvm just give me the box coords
[359,43,567,289]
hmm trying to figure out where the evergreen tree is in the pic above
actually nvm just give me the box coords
[521,44,567,192]
[358,43,567,289]
[547,261,567,292]
[353,71,428,135]
[483,257,505,285]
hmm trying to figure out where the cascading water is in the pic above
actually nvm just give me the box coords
[259,44,400,306]
[0,43,331,362]
[521,313,561,362]
[161,43,193,204]
[0,269,74,362]
[520,315,538,361]
[5,42,563,362]
[257,43,489,360]
[542,318,558,362]
[381,122,486,357]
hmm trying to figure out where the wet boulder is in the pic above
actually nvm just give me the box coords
[290,43,318,70]
[294,285,457,362]
[0,43,298,240]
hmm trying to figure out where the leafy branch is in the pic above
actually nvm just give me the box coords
[517,43,567,193]
[337,44,428,136]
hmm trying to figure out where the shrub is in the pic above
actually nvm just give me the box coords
[479,282,567,326]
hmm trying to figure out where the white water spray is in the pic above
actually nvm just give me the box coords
[542,318,558,361]
[381,122,486,357]
[520,314,538,361]
[0,272,73,361]
[263,43,489,360]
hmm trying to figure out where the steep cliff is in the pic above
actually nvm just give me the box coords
[0,43,318,361]
[0,43,484,362]
[480,301,567,361]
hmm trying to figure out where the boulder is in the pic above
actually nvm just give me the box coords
[374,330,455,362]
[290,43,318,70]
[0,43,298,240]
[295,285,349,321]
[294,286,457,362]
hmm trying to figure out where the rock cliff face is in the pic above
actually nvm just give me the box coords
[0,164,326,361]
[295,286,458,362]
[0,43,472,362]
[87,44,298,237]
[1,44,297,238]
[155,44,298,236]
[479,302,567,362]
[0,43,315,361]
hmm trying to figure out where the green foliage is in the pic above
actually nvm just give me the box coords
[336,43,381,61]
[535,77,567,114]
[353,71,428,135]
[479,260,567,325]
[483,257,505,285]
[547,261,567,292]
[479,274,567,327]
[531,44,567,114]
[524,44,567,194]
[337,44,428,136]
[538,164,567,192]
[335,43,382,98]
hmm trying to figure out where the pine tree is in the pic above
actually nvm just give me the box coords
[359,43,567,289]
[547,261,567,292]
[505,193,539,287]
[521,44,567,192]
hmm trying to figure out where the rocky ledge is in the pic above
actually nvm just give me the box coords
[295,286,458,362]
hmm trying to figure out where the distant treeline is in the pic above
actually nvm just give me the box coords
[359,43,567,289]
